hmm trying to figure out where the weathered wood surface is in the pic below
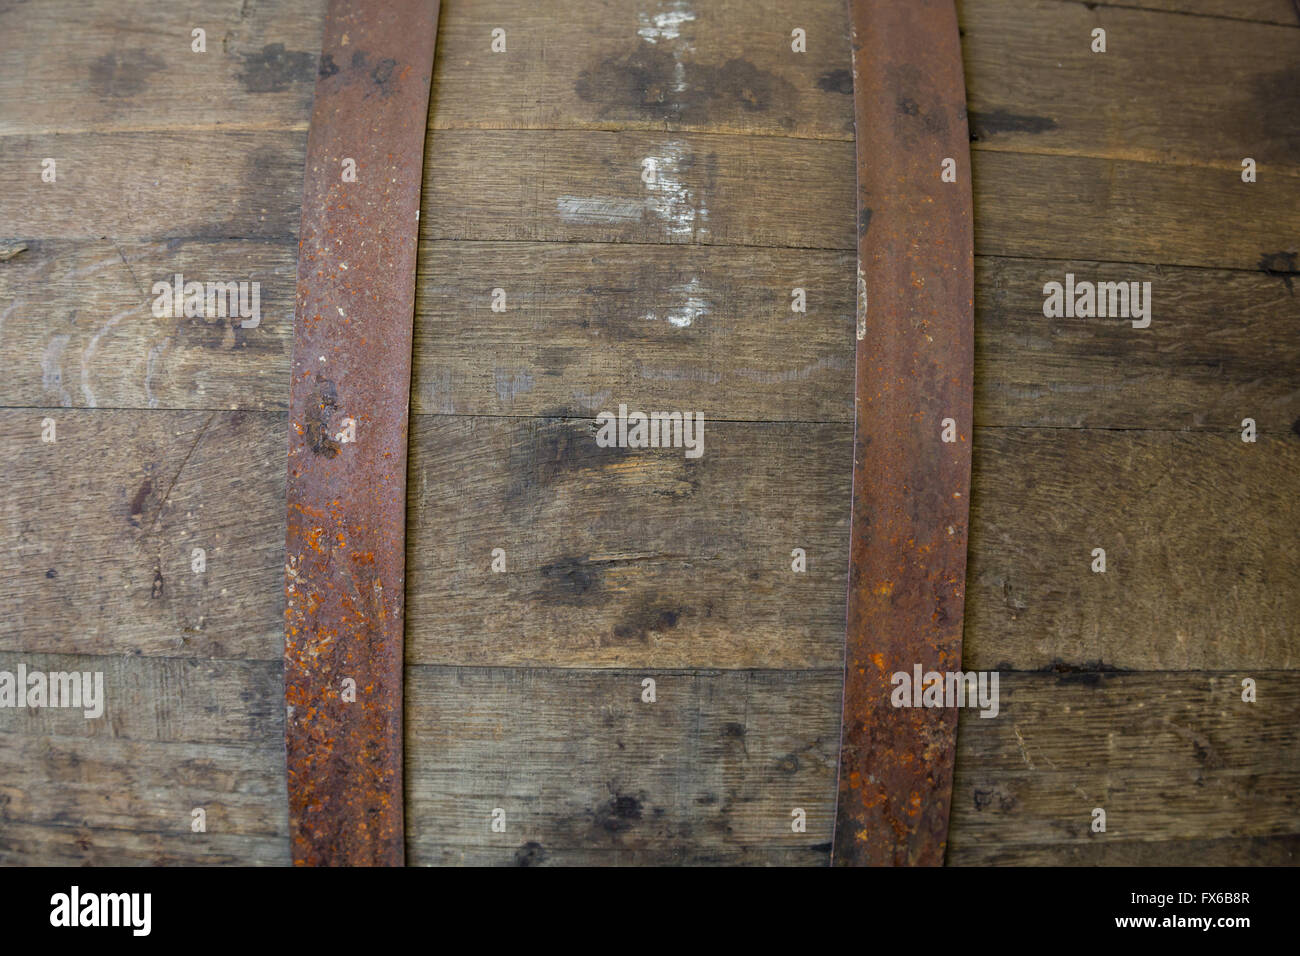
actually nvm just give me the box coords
[0,0,1297,866]
[5,243,1297,433]
[6,0,1297,141]
[0,410,284,661]
[6,139,1300,273]
[0,0,322,135]
[6,408,1296,673]
[4,656,1294,865]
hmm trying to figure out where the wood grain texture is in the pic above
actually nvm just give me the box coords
[0,131,305,240]
[429,0,855,139]
[963,0,1300,166]
[6,242,1296,435]
[419,129,854,249]
[950,834,1300,866]
[947,671,1300,859]
[975,256,1300,431]
[973,150,1300,271]
[402,667,1299,865]
[1,660,1294,866]
[1037,0,1300,27]
[0,238,294,411]
[0,652,288,864]
[413,242,856,421]
[8,0,1294,152]
[0,0,323,136]
[0,409,284,661]
[0,822,287,866]
[6,127,1298,273]
[405,416,852,670]
[967,429,1300,671]
[404,666,840,864]
[7,410,1297,673]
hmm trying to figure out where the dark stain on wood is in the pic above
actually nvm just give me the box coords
[1248,63,1300,154]
[594,791,644,833]
[536,555,600,605]
[127,477,152,527]
[575,48,796,125]
[816,69,854,95]
[968,108,1058,140]
[512,841,547,866]
[611,599,682,644]
[89,50,165,99]
[1258,250,1297,294]
[1042,658,1126,686]
[237,43,316,94]
[507,417,622,502]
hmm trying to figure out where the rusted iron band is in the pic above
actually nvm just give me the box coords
[833,0,974,866]
[284,0,439,866]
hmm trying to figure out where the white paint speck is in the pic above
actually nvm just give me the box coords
[643,276,709,328]
[642,141,708,240]
[556,196,645,224]
[637,3,696,44]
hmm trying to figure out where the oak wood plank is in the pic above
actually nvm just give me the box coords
[947,671,1300,856]
[0,131,305,240]
[6,410,1296,672]
[404,416,853,670]
[6,128,1296,274]
[962,0,1300,166]
[429,0,855,140]
[0,652,281,741]
[0,238,294,412]
[419,129,854,250]
[412,242,856,422]
[949,833,1300,866]
[967,429,1300,671]
[973,149,1300,271]
[6,241,1296,435]
[404,666,841,862]
[0,731,285,840]
[0,409,284,660]
[0,821,287,866]
[975,256,1300,431]
[0,0,324,135]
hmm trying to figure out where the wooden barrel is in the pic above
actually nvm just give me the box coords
[1,0,1297,866]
